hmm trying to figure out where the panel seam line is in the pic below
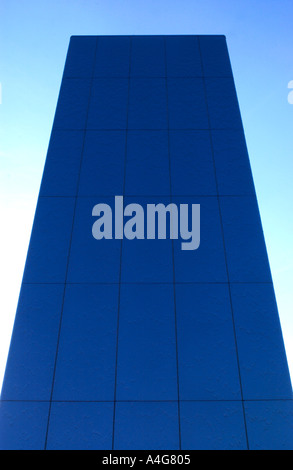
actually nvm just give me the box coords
[43,37,99,450]
[197,37,250,450]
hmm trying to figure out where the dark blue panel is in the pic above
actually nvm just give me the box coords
[169,130,217,195]
[78,131,126,196]
[114,402,179,450]
[67,197,121,283]
[121,197,173,282]
[46,402,113,450]
[244,401,293,450]
[64,36,97,78]
[125,130,170,196]
[205,77,243,129]
[1,284,63,400]
[0,401,49,450]
[211,130,256,195]
[116,284,177,400]
[121,238,173,283]
[128,78,167,129]
[53,79,91,129]
[199,36,232,77]
[167,78,209,129]
[166,35,202,77]
[131,36,165,77]
[173,196,227,282]
[23,197,75,283]
[176,284,241,400]
[94,36,130,77]
[40,130,84,197]
[220,196,272,282]
[52,284,118,401]
[180,401,247,450]
[87,78,129,129]
[231,283,292,399]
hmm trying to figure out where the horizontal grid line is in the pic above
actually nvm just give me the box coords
[1,398,292,403]
[38,194,257,198]
[52,127,243,131]
[63,75,233,79]
[69,34,226,37]
[22,281,274,285]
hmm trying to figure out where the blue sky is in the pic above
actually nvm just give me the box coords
[0,0,293,387]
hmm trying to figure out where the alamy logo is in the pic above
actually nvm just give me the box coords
[92,196,200,251]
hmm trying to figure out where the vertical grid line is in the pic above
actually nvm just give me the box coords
[164,37,182,451]
[197,36,250,450]
[44,37,99,449]
[111,36,132,450]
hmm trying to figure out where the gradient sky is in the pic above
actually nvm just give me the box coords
[1,0,293,388]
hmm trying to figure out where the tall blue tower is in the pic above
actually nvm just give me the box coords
[1,35,292,450]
